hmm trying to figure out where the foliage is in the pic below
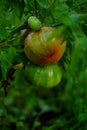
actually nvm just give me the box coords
[0,0,87,130]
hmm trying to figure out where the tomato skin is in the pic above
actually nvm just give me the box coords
[25,63,62,88]
[28,16,42,30]
[24,26,66,65]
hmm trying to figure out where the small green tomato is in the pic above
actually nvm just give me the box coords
[28,16,42,30]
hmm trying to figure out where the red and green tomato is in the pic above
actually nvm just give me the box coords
[24,26,66,65]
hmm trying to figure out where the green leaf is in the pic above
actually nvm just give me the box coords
[75,36,87,51]
[33,120,41,128]
[36,0,54,9]
[51,3,69,18]
[16,121,24,128]
[0,26,9,41]
[43,15,54,25]
[7,47,17,64]
[0,47,16,80]
[13,68,26,88]
[62,15,72,26]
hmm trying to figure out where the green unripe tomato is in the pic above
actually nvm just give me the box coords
[28,16,42,30]
[25,63,62,88]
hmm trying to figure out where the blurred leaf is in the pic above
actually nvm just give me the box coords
[13,68,26,88]
[16,121,24,128]
[51,3,69,18]
[60,14,73,26]
[33,120,41,128]
[36,0,54,9]
[75,36,87,51]
[6,0,25,18]
[43,15,54,25]
[0,47,16,80]
[7,47,17,64]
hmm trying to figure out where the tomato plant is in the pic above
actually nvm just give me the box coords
[0,0,87,130]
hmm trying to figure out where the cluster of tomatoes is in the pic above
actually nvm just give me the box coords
[24,16,66,88]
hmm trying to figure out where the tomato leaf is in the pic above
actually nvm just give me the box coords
[0,47,16,80]
[36,0,51,9]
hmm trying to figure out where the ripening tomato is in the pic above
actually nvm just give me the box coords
[24,26,66,65]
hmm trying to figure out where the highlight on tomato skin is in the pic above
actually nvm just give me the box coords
[24,26,67,65]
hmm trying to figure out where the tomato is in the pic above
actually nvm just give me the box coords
[28,16,42,30]
[25,62,62,88]
[24,26,66,65]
